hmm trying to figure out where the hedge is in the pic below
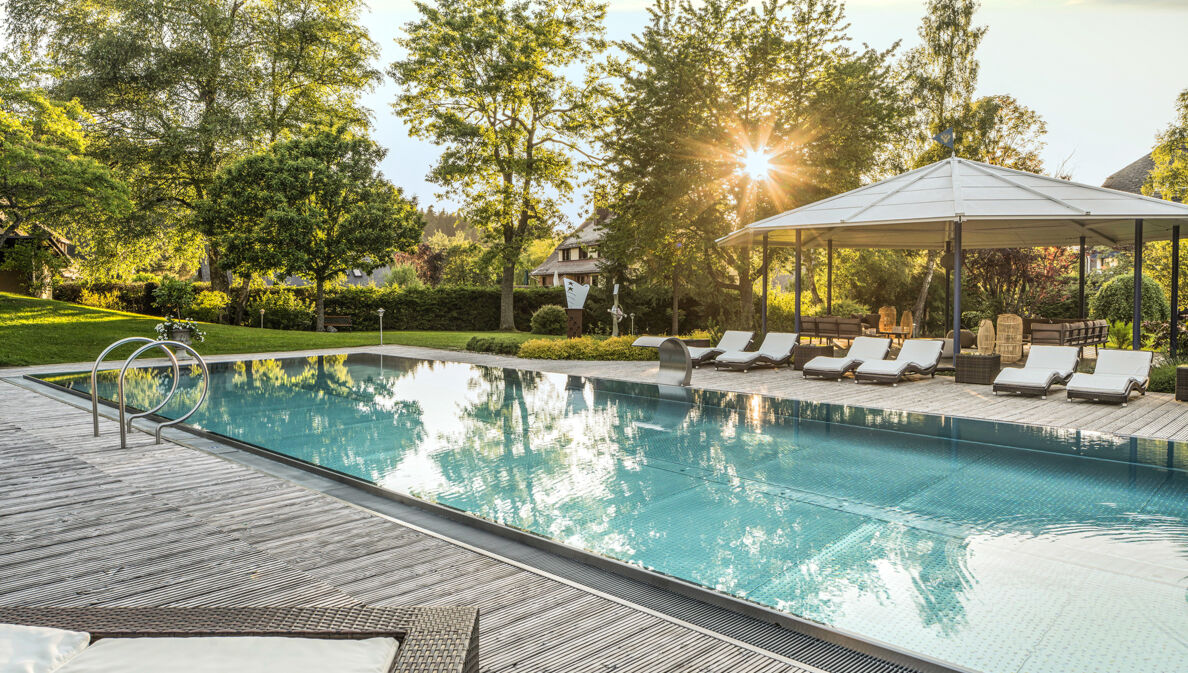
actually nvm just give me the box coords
[517,336,657,361]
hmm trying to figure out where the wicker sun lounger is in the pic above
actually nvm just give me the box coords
[802,336,891,380]
[1066,349,1153,406]
[687,330,753,367]
[713,332,798,371]
[853,339,944,385]
[0,606,479,673]
[991,345,1079,398]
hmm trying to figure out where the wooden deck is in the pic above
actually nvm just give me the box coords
[0,382,811,673]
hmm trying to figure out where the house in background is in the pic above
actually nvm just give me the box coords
[529,212,609,287]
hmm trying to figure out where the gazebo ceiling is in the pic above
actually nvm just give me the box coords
[718,157,1188,250]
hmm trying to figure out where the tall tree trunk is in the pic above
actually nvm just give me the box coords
[737,247,753,328]
[499,261,516,331]
[234,275,251,325]
[315,277,325,332]
[207,244,231,294]
[671,268,680,335]
[804,249,823,306]
[911,251,939,336]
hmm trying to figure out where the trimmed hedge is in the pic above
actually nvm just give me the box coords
[465,336,523,355]
[530,304,567,334]
[518,336,657,361]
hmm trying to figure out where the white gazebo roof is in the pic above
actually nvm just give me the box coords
[718,157,1188,249]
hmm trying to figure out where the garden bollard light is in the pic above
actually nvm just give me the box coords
[259,308,265,329]
[378,308,385,345]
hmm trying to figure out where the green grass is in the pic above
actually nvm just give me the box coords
[0,292,554,367]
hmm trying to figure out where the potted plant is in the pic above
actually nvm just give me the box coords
[155,317,206,357]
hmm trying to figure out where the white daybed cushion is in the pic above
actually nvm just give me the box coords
[631,336,667,348]
[714,350,760,365]
[994,367,1058,388]
[1066,373,1140,395]
[715,330,754,352]
[55,636,398,673]
[1025,345,1078,379]
[686,346,715,359]
[856,358,909,376]
[0,624,90,673]
[804,355,854,372]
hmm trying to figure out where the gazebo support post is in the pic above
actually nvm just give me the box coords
[952,221,962,361]
[761,233,769,334]
[1078,236,1086,319]
[794,230,803,334]
[944,240,951,330]
[826,239,833,316]
[1133,219,1143,351]
[1172,225,1180,360]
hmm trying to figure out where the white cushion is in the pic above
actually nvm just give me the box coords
[805,355,854,372]
[0,623,90,673]
[630,336,666,348]
[856,359,907,376]
[715,330,753,352]
[1024,346,1078,378]
[55,636,398,673]
[994,367,1059,388]
[714,350,760,365]
[686,346,715,359]
[1067,372,1140,395]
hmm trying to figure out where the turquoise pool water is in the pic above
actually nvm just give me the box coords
[37,353,1188,673]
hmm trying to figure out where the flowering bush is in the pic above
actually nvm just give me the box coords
[155,317,207,343]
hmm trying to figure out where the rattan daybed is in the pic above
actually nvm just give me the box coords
[0,606,479,673]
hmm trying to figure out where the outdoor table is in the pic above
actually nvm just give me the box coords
[878,327,911,346]
[956,353,1001,385]
[793,344,834,371]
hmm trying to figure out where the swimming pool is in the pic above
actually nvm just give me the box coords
[34,353,1188,673]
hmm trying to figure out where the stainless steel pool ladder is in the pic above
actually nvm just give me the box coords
[91,338,211,448]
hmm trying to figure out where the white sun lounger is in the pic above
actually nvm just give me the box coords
[1066,349,1153,405]
[687,330,753,366]
[802,336,891,380]
[714,332,798,371]
[853,339,944,385]
[991,345,1079,398]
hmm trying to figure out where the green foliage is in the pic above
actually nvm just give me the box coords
[0,236,68,296]
[8,0,382,282]
[130,272,161,283]
[1090,274,1170,324]
[197,126,424,330]
[77,288,122,310]
[247,292,315,331]
[599,0,906,330]
[1106,321,1132,350]
[0,58,131,262]
[1148,360,1187,394]
[1146,89,1188,202]
[188,291,231,324]
[530,304,568,335]
[151,278,196,317]
[55,281,160,314]
[390,0,608,329]
[383,263,424,290]
[518,336,655,361]
[465,336,523,356]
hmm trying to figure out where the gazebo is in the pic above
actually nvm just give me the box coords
[717,157,1188,359]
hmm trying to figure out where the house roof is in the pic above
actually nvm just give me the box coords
[1101,153,1160,197]
[529,212,609,277]
[717,156,1188,250]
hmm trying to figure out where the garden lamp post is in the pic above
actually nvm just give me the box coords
[377,308,385,345]
[629,313,635,336]
[259,308,265,329]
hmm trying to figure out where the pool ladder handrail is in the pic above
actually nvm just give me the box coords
[91,338,211,448]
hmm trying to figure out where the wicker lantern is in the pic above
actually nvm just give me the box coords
[977,319,996,354]
[878,306,897,332]
[996,313,1024,363]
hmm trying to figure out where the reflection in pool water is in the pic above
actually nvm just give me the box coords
[36,353,1188,673]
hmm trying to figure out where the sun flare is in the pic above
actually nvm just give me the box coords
[740,149,773,181]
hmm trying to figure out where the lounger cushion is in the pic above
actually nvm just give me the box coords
[993,367,1060,389]
[714,350,762,365]
[1066,373,1140,395]
[0,623,91,673]
[803,355,852,372]
[56,636,399,673]
[854,359,908,376]
[686,346,718,360]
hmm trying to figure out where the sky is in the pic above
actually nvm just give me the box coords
[365,0,1188,228]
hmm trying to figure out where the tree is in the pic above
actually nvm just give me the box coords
[196,127,424,330]
[598,0,905,331]
[0,58,130,257]
[390,0,608,330]
[1146,88,1188,203]
[5,0,382,286]
[1090,274,1170,324]
[961,247,1075,317]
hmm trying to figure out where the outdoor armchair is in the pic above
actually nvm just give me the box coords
[687,330,753,366]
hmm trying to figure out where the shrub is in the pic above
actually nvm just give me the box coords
[78,289,122,310]
[56,281,159,314]
[530,304,568,335]
[517,336,656,361]
[247,291,315,330]
[1148,359,1186,394]
[1090,274,1169,324]
[130,272,161,283]
[383,263,424,290]
[188,290,231,323]
[465,336,522,355]
[152,278,197,317]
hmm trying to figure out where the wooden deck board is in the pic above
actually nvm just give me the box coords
[0,382,808,673]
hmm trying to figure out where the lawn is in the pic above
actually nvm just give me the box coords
[0,292,554,367]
